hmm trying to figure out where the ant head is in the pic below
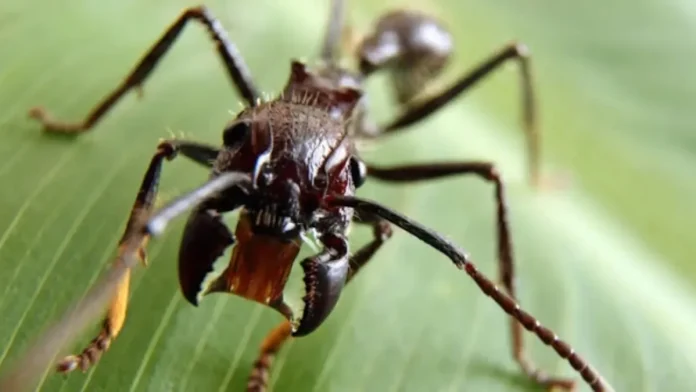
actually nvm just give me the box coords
[244,148,361,241]
[216,61,366,240]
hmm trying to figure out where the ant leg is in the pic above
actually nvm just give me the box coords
[318,0,345,65]
[362,43,539,187]
[29,6,259,134]
[246,216,393,392]
[164,140,220,169]
[347,213,393,280]
[0,171,248,392]
[366,161,573,390]
[55,139,221,373]
[246,321,291,392]
[328,195,611,392]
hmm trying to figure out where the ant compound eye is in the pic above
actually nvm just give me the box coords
[222,121,250,147]
[349,157,367,188]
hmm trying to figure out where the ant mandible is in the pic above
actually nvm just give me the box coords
[23,1,610,391]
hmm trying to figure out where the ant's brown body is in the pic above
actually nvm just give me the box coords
[12,1,611,391]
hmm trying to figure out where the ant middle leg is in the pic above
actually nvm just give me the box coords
[355,13,538,187]
[366,161,574,390]
[29,6,260,134]
[246,215,393,392]
[55,139,219,373]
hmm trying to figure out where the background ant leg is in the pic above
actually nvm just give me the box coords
[29,6,260,134]
[55,139,220,373]
[359,43,539,186]
[328,195,611,392]
[318,0,345,65]
[246,216,393,392]
[366,161,573,390]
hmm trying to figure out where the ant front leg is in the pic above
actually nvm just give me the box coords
[367,161,574,390]
[246,216,392,392]
[29,6,259,134]
[347,213,393,280]
[56,139,220,373]
[328,196,611,392]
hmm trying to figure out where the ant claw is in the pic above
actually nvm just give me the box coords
[27,106,84,133]
[27,106,45,120]
[27,106,53,130]
[56,356,79,373]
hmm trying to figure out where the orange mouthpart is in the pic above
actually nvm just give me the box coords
[214,213,301,305]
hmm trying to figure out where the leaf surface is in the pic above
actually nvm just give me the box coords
[1,1,695,391]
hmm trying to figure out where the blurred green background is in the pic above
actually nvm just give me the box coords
[1,0,695,391]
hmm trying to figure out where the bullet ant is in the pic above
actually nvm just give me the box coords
[15,1,611,391]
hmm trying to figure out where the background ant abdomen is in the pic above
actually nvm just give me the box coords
[357,10,453,105]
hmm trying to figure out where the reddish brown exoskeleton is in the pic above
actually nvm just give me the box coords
[16,1,611,391]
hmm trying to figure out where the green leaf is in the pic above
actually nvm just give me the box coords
[1,0,696,391]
